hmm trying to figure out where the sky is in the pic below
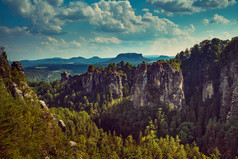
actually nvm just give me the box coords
[0,0,238,61]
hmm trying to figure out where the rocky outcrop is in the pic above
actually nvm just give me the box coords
[58,120,66,132]
[61,72,72,84]
[11,61,24,75]
[130,61,184,109]
[69,141,77,148]
[220,59,238,121]
[61,70,123,99]
[39,100,49,110]
[202,81,214,102]
[11,82,23,98]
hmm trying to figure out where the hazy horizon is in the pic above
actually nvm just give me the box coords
[13,53,174,62]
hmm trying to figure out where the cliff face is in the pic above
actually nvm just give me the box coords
[61,70,123,99]
[219,59,238,121]
[130,61,184,109]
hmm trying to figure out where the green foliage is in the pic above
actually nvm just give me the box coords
[51,107,210,159]
[4,36,238,159]
[87,64,97,72]
[166,58,181,71]
[0,81,73,158]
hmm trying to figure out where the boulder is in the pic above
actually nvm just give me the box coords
[39,100,49,110]
[58,120,66,132]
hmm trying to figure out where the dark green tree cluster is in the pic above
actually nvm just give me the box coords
[0,50,214,158]
[51,107,211,159]
[164,37,238,158]
[0,50,74,158]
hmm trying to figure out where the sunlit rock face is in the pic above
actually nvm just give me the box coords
[130,61,185,109]
[61,70,123,99]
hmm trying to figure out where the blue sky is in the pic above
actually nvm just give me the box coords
[0,0,237,61]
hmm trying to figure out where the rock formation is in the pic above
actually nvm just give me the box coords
[61,72,72,84]
[39,100,49,110]
[61,70,123,99]
[219,59,238,121]
[130,61,184,109]
[11,61,24,75]
[58,120,66,132]
[202,81,214,102]
[11,82,23,98]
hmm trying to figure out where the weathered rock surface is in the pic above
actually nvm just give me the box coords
[61,70,123,99]
[39,100,49,110]
[61,72,72,84]
[220,59,238,121]
[58,120,66,132]
[11,82,23,98]
[69,141,77,148]
[11,61,24,75]
[130,61,184,109]
[202,81,214,102]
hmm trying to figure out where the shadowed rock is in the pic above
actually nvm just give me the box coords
[130,61,184,109]
[11,61,24,75]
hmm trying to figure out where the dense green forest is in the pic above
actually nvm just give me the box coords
[29,37,238,158]
[0,49,212,158]
[1,37,238,158]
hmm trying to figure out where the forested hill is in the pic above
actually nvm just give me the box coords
[0,48,214,158]
[28,36,238,158]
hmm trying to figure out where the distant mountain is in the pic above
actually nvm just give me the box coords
[20,56,111,68]
[100,53,150,65]
[21,53,174,82]
[144,55,175,62]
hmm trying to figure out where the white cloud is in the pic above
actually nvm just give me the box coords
[2,0,64,34]
[161,9,174,16]
[88,1,193,40]
[142,8,149,12]
[90,37,121,44]
[154,9,160,13]
[57,1,94,21]
[0,26,30,37]
[203,14,230,24]
[2,0,194,41]
[202,19,210,24]
[71,40,82,47]
[41,36,81,48]
[147,0,236,14]
[206,30,233,39]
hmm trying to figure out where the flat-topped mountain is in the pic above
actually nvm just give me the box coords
[99,53,150,65]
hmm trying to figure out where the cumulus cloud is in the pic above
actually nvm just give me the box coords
[57,1,94,21]
[203,14,230,24]
[147,0,236,14]
[88,1,193,39]
[154,9,160,13]
[2,0,64,34]
[41,36,81,48]
[0,26,30,36]
[2,0,194,40]
[90,37,121,44]
[142,8,150,12]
